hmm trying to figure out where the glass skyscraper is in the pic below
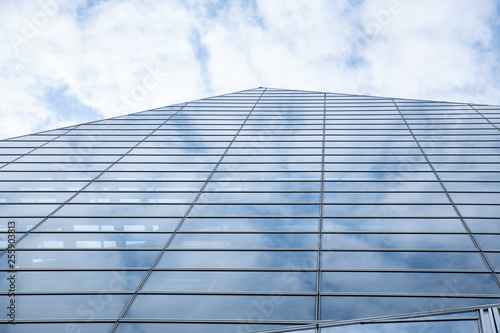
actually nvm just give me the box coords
[1,87,499,332]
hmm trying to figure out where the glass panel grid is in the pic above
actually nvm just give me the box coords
[1,88,500,333]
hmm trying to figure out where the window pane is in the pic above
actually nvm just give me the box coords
[70,192,197,203]
[0,271,145,292]
[3,250,158,268]
[222,155,322,162]
[37,217,179,232]
[204,181,321,192]
[0,204,59,217]
[54,204,190,217]
[217,163,322,171]
[458,205,500,218]
[324,172,436,181]
[450,193,500,204]
[0,192,74,203]
[323,181,442,192]
[18,232,170,249]
[85,181,205,192]
[144,271,316,292]
[9,295,130,319]
[170,233,317,249]
[466,219,500,232]
[321,296,500,322]
[322,251,487,270]
[2,324,114,333]
[321,272,498,294]
[322,234,475,249]
[189,204,319,217]
[114,323,287,333]
[158,250,317,269]
[323,192,448,204]
[486,253,500,270]
[320,320,479,333]
[324,163,430,171]
[197,192,320,203]
[322,218,464,232]
[180,218,318,232]
[0,171,99,180]
[109,163,215,171]
[444,182,500,192]
[323,204,457,217]
[97,172,210,181]
[211,172,321,180]
[475,235,500,250]
[125,295,315,321]
[0,181,84,191]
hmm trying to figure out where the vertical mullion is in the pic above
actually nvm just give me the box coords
[316,92,326,324]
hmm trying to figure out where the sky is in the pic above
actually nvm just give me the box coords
[1,0,500,139]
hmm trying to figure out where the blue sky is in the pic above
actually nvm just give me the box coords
[1,0,500,139]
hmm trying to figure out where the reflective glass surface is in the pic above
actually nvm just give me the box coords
[322,218,464,232]
[180,217,318,231]
[84,181,205,192]
[54,204,191,217]
[323,204,457,217]
[8,295,130,319]
[158,250,317,269]
[321,272,499,294]
[1,87,499,329]
[322,251,488,269]
[70,192,198,203]
[114,323,289,333]
[197,191,320,203]
[0,271,145,291]
[204,181,321,191]
[323,181,443,191]
[2,324,114,333]
[188,204,320,216]
[466,219,500,232]
[323,192,448,203]
[125,295,315,320]
[321,296,500,321]
[322,233,475,249]
[17,232,170,248]
[170,233,318,249]
[143,271,317,292]
[36,217,180,231]
[320,320,479,332]
[3,250,159,268]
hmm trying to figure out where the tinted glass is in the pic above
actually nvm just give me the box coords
[125,295,315,320]
[158,251,317,269]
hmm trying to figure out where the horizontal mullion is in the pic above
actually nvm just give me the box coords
[5,291,493,299]
[0,267,492,273]
[160,248,482,252]
[0,291,318,296]
[2,268,305,272]
[0,179,458,182]
[0,202,461,206]
[319,268,493,273]
[319,292,500,298]
[13,230,475,235]
[0,318,315,325]
[3,292,491,299]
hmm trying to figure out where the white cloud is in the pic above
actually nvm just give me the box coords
[0,0,499,139]
[358,0,499,102]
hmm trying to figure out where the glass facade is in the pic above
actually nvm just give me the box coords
[1,87,499,332]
